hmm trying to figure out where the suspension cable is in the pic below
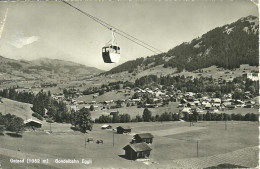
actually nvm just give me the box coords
[61,0,162,54]
[61,0,186,67]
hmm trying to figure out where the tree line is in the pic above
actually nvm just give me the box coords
[94,108,259,123]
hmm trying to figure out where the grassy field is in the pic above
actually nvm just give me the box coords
[77,90,132,103]
[0,98,258,168]
[0,120,258,169]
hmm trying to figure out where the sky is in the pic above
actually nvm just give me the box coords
[0,0,258,71]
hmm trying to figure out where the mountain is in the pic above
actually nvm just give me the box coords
[105,15,259,74]
[0,56,103,81]
[30,58,103,75]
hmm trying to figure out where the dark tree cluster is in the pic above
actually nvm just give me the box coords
[0,113,24,134]
[70,107,93,133]
[95,111,131,123]
[183,111,258,122]
[0,88,34,104]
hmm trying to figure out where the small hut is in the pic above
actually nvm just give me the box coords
[117,126,131,134]
[134,133,154,144]
[24,119,42,128]
[123,142,152,160]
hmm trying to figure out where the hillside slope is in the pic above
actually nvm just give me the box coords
[0,98,35,120]
[105,15,259,74]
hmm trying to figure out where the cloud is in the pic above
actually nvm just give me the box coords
[9,35,39,48]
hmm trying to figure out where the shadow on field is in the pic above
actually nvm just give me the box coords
[70,126,91,134]
[6,132,22,138]
[0,133,4,136]
[204,163,247,169]
[70,126,80,131]
[118,155,129,160]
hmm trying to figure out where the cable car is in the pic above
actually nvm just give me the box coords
[102,29,120,63]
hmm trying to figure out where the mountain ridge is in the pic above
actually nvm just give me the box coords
[0,56,104,81]
[105,15,259,75]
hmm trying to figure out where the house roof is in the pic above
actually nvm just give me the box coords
[24,118,42,125]
[135,133,154,139]
[101,124,111,128]
[123,143,152,152]
[181,107,191,113]
[117,126,131,130]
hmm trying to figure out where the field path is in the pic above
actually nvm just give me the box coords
[172,146,258,168]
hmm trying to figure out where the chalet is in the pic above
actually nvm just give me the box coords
[212,98,221,107]
[209,107,219,112]
[145,104,156,108]
[84,105,91,109]
[124,93,131,96]
[244,104,253,108]
[132,99,141,103]
[104,100,113,105]
[186,97,194,102]
[247,73,259,81]
[117,126,131,134]
[153,98,161,103]
[181,107,191,114]
[125,87,131,90]
[187,102,195,107]
[134,133,154,144]
[123,143,152,160]
[70,105,79,111]
[204,103,212,110]
[15,88,33,93]
[24,119,42,128]
[194,100,200,106]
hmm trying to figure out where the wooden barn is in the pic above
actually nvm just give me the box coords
[24,119,42,128]
[134,133,154,144]
[117,126,131,134]
[123,142,152,160]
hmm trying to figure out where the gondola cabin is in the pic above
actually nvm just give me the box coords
[102,45,120,63]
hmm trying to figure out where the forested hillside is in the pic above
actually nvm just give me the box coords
[105,15,259,74]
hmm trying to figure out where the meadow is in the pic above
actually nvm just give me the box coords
[0,120,258,169]
[0,98,258,169]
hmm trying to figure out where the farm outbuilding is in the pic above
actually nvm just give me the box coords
[24,119,42,128]
[134,133,154,144]
[117,126,131,134]
[123,142,152,160]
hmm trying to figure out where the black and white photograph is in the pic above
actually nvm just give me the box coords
[0,0,259,168]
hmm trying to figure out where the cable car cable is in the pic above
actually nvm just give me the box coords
[116,31,160,54]
[61,0,162,54]
[61,0,185,67]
